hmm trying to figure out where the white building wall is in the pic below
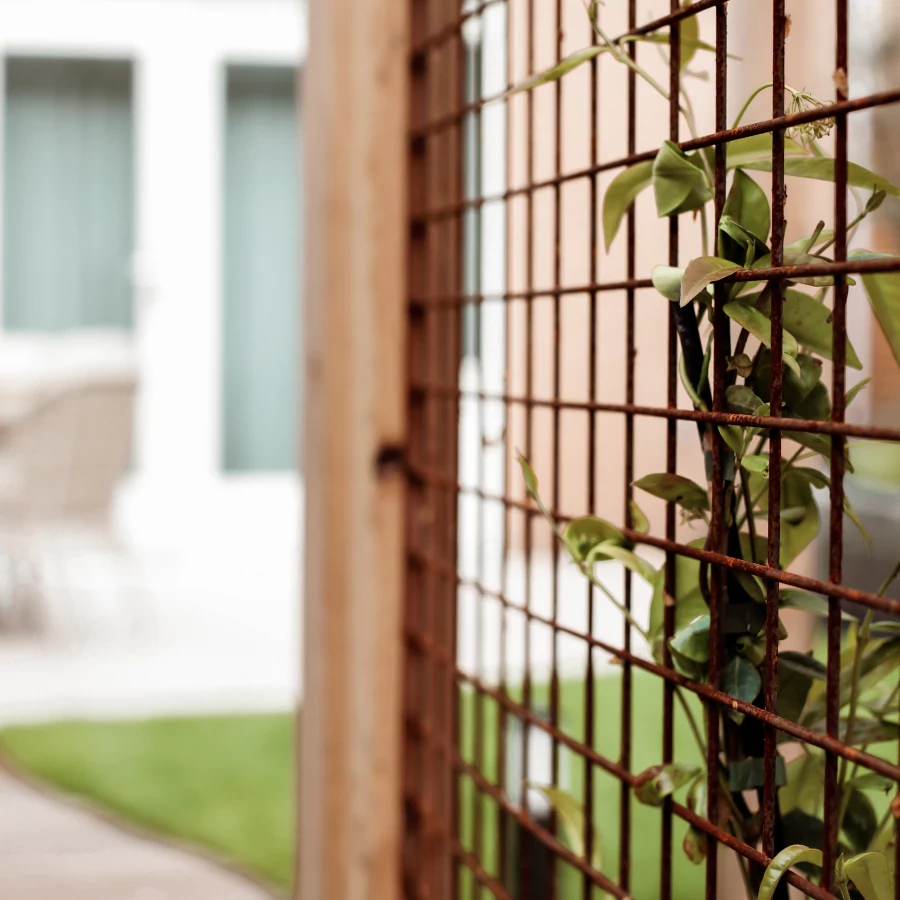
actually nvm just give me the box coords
[0,0,305,492]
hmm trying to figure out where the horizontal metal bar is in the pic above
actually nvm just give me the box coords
[409,86,900,221]
[408,384,900,442]
[407,684,842,900]
[409,278,655,307]
[406,558,900,778]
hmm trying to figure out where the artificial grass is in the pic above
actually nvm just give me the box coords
[0,671,707,898]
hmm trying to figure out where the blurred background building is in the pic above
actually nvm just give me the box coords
[0,0,306,722]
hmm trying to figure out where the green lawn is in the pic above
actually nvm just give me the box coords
[0,671,708,898]
[0,714,295,890]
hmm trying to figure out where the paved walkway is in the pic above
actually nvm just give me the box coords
[0,769,275,900]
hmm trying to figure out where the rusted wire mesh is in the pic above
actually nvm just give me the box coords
[402,1,900,898]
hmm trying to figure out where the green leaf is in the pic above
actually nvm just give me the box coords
[786,225,835,254]
[848,773,893,794]
[726,385,766,415]
[727,755,785,791]
[790,466,830,490]
[846,378,872,409]
[725,134,809,170]
[727,353,754,378]
[718,424,743,455]
[676,0,699,70]
[773,289,863,369]
[682,825,707,864]
[718,215,768,267]
[603,161,654,251]
[629,500,650,534]
[842,788,878,854]
[759,845,823,900]
[652,141,712,219]
[669,615,711,664]
[564,516,628,562]
[722,301,801,377]
[652,265,685,303]
[634,472,709,510]
[510,45,607,94]
[680,256,741,306]
[844,495,872,553]
[844,851,892,900]
[722,169,770,243]
[586,541,657,584]
[741,454,770,476]
[777,657,813,724]
[752,249,852,288]
[518,454,539,496]
[779,650,827,681]
[527,784,605,874]
[779,590,855,622]
[740,155,900,196]
[721,655,762,705]
[648,552,709,664]
[633,763,701,807]
[780,752,825,816]
[851,251,900,369]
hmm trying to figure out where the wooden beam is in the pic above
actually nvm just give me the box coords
[297,0,408,894]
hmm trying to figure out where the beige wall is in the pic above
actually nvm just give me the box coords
[502,0,865,589]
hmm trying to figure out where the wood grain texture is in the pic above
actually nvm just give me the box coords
[297,0,409,895]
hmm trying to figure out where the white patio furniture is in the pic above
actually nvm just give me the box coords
[0,331,138,637]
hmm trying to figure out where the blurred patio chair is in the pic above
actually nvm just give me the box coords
[0,331,138,637]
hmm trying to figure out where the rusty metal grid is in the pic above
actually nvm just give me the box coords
[402,1,900,899]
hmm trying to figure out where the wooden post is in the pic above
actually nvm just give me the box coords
[297,0,408,894]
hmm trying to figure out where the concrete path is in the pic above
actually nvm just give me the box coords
[0,769,275,900]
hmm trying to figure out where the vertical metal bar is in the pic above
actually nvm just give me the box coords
[582,6,600,894]
[519,0,535,859]
[620,1,637,889]
[471,5,486,887]
[706,4,729,897]
[549,0,564,889]
[824,0,849,888]
[662,6,680,899]
[497,0,512,885]
[763,0,786,863]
